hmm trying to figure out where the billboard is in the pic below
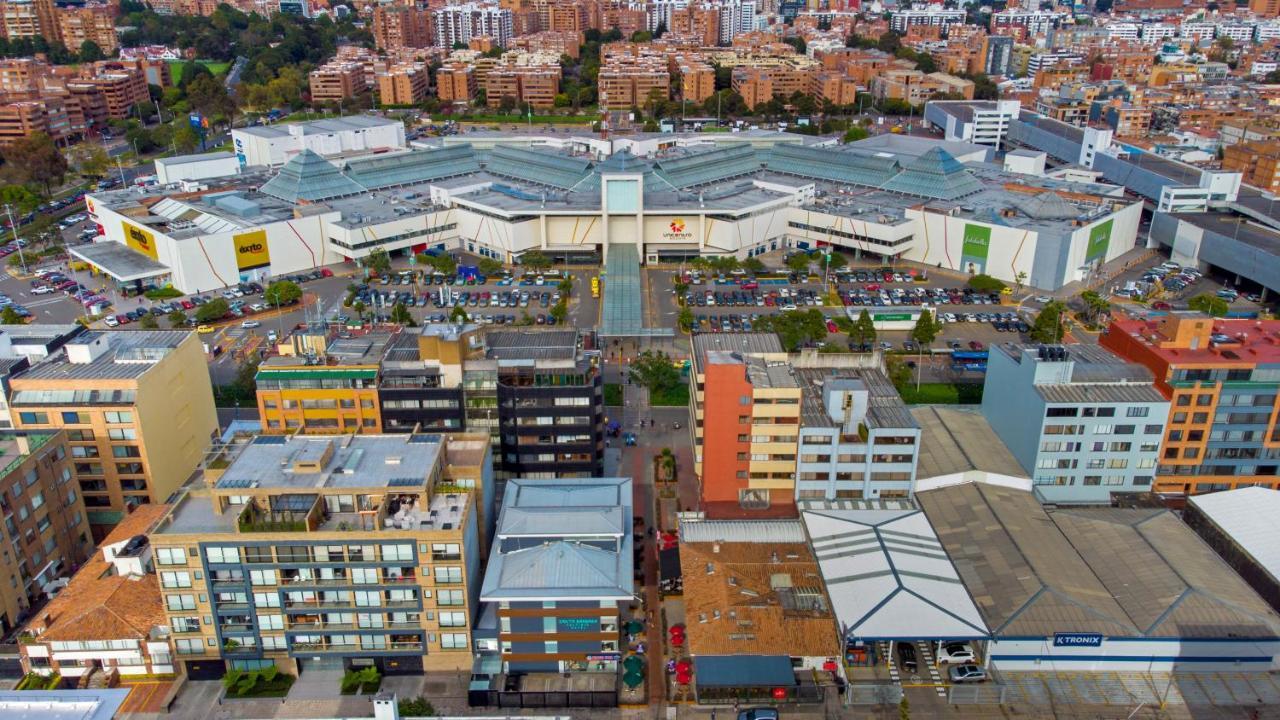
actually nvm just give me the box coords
[233,230,271,271]
[960,223,991,275]
[1086,219,1112,262]
[122,220,158,260]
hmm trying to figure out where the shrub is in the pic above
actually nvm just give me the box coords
[966,274,1006,293]
[144,286,183,300]
[399,696,436,716]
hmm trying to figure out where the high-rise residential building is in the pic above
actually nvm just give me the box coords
[0,0,55,41]
[255,333,390,435]
[151,432,492,679]
[55,5,118,54]
[0,431,92,635]
[0,98,71,146]
[373,5,433,51]
[485,66,559,109]
[677,58,716,104]
[7,330,217,540]
[1252,0,1280,17]
[472,476,632,697]
[436,62,478,104]
[889,6,965,34]
[377,64,430,105]
[18,504,173,682]
[309,61,370,105]
[1100,314,1280,497]
[432,3,513,50]
[981,344,1170,504]
[598,53,670,110]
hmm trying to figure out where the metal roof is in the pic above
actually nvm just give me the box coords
[680,519,807,544]
[1189,487,1280,582]
[802,503,987,641]
[69,243,169,282]
[14,331,190,382]
[156,151,236,167]
[0,689,131,720]
[600,244,673,338]
[918,482,1280,640]
[909,406,1025,480]
[1035,383,1167,404]
[259,149,367,203]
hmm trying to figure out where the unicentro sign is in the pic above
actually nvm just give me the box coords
[1053,633,1104,648]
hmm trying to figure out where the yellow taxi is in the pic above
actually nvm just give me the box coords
[196,324,215,334]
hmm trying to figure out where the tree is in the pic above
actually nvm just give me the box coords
[167,309,188,328]
[877,31,903,54]
[139,313,159,329]
[850,309,877,348]
[449,305,468,323]
[3,132,67,196]
[677,306,694,333]
[826,251,847,273]
[264,280,302,307]
[1014,270,1028,290]
[910,309,940,349]
[195,297,230,323]
[1188,293,1230,317]
[0,185,40,214]
[629,350,682,395]
[557,275,573,296]
[1079,290,1110,325]
[786,253,812,275]
[549,299,567,323]
[72,143,110,179]
[520,250,551,270]
[186,73,235,122]
[755,309,828,351]
[390,302,415,326]
[843,126,869,143]
[1029,300,1067,343]
[478,257,504,276]
[783,36,806,54]
[425,253,456,276]
[364,248,391,276]
[78,40,105,62]
[673,280,689,299]
[172,124,201,153]
[352,300,367,321]
[0,306,24,324]
[742,257,765,274]
[967,274,1006,293]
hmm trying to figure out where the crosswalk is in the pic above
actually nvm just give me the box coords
[916,642,948,696]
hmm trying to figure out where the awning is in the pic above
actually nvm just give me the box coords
[70,242,169,282]
[693,656,795,688]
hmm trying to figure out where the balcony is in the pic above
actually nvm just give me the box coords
[219,623,255,634]
[290,641,423,654]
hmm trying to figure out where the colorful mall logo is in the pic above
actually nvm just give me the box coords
[669,219,685,234]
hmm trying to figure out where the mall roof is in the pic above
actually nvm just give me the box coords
[69,242,169,281]
[801,501,987,641]
[259,149,367,203]
[918,482,1280,640]
[1188,487,1280,585]
[155,151,236,167]
[235,114,399,139]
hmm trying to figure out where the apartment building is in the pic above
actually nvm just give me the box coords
[1223,139,1280,194]
[55,5,117,54]
[598,53,670,110]
[1101,104,1153,139]
[378,326,469,434]
[473,477,631,690]
[255,334,391,435]
[1219,120,1280,147]
[372,5,433,52]
[1100,314,1280,497]
[0,98,70,146]
[510,30,581,59]
[377,64,430,105]
[7,331,218,539]
[692,334,801,519]
[794,370,920,502]
[485,66,559,109]
[0,431,91,635]
[432,3,512,50]
[871,69,974,106]
[19,505,173,682]
[981,344,1170,504]
[676,58,716,103]
[437,63,477,104]
[890,6,965,34]
[309,61,369,104]
[0,0,55,41]
[150,432,490,679]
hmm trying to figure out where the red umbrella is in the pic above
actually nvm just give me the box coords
[669,624,685,634]
[675,671,692,684]
[772,687,788,700]
[670,633,685,647]
[675,660,692,673]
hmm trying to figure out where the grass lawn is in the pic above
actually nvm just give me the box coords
[604,383,622,406]
[650,384,690,407]
[897,383,984,405]
[167,60,231,84]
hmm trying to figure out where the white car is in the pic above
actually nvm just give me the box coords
[1034,296,1052,303]
[937,642,976,664]
[31,286,54,295]
[103,315,119,327]
[241,320,261,329]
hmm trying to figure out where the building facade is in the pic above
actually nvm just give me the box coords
[981,344,1170,504]
[1100,315,1280,496]
[7,331,218,539]
[151,433,490,678]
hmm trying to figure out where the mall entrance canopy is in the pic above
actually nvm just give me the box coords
[600,244,673,339]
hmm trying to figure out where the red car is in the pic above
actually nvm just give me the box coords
[320,268,334,277]
[1151,301,1172,310]
[968,341,984,351]
[180,299,195,310]
[826,320,839,333]
[866,283,881,292]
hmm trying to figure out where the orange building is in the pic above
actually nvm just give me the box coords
[1222,140,1280,194]
[1100,315,1280,497]
[676,58,715,103]
[1250,0,1280,17]
[436,62,477,104]
[377,63,430,105]
[373,5,433,51]
[56,5,117,54]
[485,66,559,109]
[0,98,70,145]
[309,61,368,104]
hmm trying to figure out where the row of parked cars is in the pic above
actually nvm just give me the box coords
[896,642,986,683]
[841,287,1005,308]
[31,269,101,314]
[1142,262,1202,295]
[687,288,825,309]
[351,287,560,311]
[691,313,842,335]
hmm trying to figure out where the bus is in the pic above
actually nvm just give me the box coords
[591,276,601,298]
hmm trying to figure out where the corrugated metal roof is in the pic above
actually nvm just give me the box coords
[680,519,806,544]
[256,368,377,380]
[1036,383,1167,404]
[1189,487,1280,580]
[14,331,190,382]
[910,406,1024,480]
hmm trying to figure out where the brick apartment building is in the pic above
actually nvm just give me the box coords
[373,5,433,51]
[377,63,429,105]
[486,66,559,109]
[309,61,369,104]
[437,62,477,104]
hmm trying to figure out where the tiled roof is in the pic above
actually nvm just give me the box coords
[29,505,170,643]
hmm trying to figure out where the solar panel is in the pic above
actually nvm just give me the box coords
[408,434,442,444]
[270,493,319,511]
[216,477,255,489]
[388,477,424,487]
[253,436,287,445]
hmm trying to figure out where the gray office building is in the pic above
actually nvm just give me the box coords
[985,35,1014,76]
[981,344,1170,504]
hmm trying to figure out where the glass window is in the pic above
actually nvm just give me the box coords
[205,547,240,564]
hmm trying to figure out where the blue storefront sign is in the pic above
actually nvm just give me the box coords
[1053,633,1104,648]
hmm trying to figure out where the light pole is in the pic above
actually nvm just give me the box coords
[3,205,27,274]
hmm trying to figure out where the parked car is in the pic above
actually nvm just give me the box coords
[948,664,987,683]
[937,642,977,665]
[897,643,918,673]
[736,710,779,720]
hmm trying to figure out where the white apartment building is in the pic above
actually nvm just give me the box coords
[889,5,966,34]
[1141,23,1178,43]
[432,3,513,49]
